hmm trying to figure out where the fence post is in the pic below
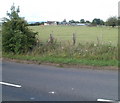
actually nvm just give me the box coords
[49,34,54,44]
[97,36,100,45]
[73,33,76,45]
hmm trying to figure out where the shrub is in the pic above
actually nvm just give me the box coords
[2,4,38,54]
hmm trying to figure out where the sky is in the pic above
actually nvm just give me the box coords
[0,0,119,22]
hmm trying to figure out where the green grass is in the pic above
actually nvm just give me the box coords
[3,53,118,66]
[29,25,118,46]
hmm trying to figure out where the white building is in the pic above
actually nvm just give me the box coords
[44,21,57,25]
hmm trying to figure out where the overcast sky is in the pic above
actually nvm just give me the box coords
[0,0,119,22]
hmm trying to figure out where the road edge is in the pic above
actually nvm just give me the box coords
[2,58,118,71]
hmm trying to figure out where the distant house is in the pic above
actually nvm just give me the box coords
[44,22,49,25]
[70,23,90,26]
[45,21,57,25]
[59,21,68,25]
[76,23,86,26]
[70,23,87,26]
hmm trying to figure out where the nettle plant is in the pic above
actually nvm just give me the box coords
[2,4,38,54]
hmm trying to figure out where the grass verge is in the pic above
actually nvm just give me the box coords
[3,53,118,67]
[3,40,118,68]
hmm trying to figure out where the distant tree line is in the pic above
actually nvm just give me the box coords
[68,17,118,27]
[28,22,44,26]
[28,16,118,27]
[27,17,119,28]
[69,19,90,24]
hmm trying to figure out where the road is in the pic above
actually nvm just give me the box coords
[2,61,118,101]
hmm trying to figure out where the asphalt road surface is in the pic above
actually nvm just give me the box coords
[2,61,118,101]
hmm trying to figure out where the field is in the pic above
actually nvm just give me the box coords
[29,25,118,46]
[3,25,118,67]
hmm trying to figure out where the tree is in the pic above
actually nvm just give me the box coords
[118,17,120,26]
[80,19,85,23]
[69,20,80,23]
[63,19,67,22]
[100,20,105,25]
[61,19,67,25]
[92,18,104,25]
[106,16,118,27]
[86,20,91,23]
[69,20,75,23]
[2,4,38,54]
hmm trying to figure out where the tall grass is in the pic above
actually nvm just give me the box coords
[29,40,117,61]
[3,40,118,66]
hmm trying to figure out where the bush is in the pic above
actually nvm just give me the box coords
[2,5,38,54]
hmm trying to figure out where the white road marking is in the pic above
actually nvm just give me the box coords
[97,99,116,102]
[48,91,56,94]
[30,97,35,100]
[0,82,21,88]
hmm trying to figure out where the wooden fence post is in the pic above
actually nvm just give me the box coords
[97,36,100,45]
[49,34,54,44]
[73,33,76,45]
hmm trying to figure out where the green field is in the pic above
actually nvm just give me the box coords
[3,25,118,67]
[29,25,118,46]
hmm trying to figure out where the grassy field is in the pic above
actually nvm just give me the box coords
[3,25,118,67]
[29,25,118,46]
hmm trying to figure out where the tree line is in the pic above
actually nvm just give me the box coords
[68,17,118,27]
[28,17,118,28]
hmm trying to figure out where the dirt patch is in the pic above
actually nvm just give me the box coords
[2,58,118,71]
